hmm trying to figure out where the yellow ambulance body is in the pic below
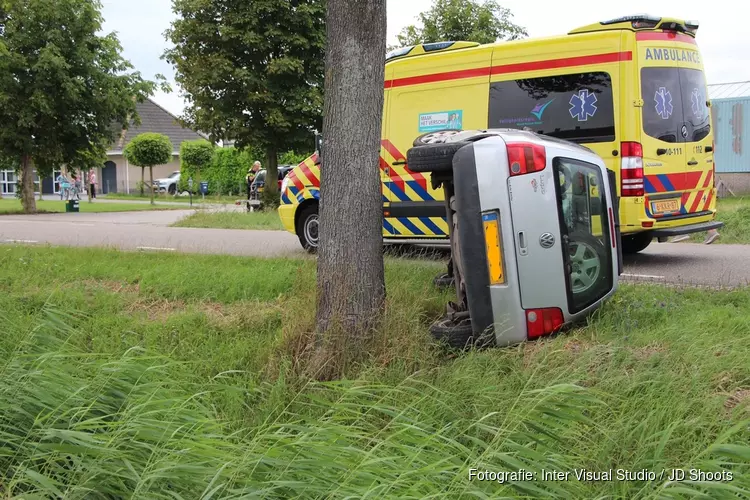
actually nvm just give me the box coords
[279,15,719,253]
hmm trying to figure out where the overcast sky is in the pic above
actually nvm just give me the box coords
[100,0,745,117]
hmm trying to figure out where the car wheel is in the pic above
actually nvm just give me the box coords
[296,204,319,253]
[429,316,495,350]
[413,129,462,146]
[168,184,176,195]
[621,232,652,254]
[566,232,609,305]
[406,141,470,173]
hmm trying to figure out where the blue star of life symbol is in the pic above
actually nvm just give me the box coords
[569,89,598,121]
[691,88,704,117]
[655,87,674,120]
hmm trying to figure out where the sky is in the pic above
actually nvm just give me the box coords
[100,0,745,117]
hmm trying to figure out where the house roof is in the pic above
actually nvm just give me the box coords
[108,98,208,155]
[708,81,750,100]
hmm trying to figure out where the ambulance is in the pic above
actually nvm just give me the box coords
[278,15,723,253]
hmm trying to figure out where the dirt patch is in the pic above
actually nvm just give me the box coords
[630,344,667,361]
[725,388,750,412]
[125,297,187,321]
[76,279,141,295]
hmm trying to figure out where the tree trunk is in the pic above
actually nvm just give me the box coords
[149,166,154,205]
[140,168,145,196]
[21,155,37,214]
[313,0,387,375]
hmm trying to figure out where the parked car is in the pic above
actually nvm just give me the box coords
[153,171,181,194]
[250,165,293,194]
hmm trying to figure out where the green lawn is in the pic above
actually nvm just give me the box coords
[102,192,239,204]
[1,245,749,498]
[171,209,284,230]
[0,198,187,214]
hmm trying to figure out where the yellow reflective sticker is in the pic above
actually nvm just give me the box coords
[482,212,505,285]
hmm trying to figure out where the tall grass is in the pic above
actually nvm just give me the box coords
[1,246,750,497]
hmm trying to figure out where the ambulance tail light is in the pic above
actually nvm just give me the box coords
[507,142,546,176]
[621,141,644,197]
[526,308,564,339]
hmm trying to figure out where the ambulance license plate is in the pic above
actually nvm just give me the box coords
[652,199,680,214]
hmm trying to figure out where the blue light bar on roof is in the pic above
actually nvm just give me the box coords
[601,14,661,25]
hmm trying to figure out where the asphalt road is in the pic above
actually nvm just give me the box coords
[1,210,749,288]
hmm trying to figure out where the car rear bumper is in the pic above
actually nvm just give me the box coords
[650,220,724,238]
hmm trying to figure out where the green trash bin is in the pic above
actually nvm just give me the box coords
[65,200,80,213]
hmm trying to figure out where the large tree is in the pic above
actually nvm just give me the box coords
[165,0,326,208]
[0,0,160,213]
[394,0,527,49]
[313,0,386,378]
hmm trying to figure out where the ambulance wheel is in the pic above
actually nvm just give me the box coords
[296,204,319,253]
[413,129,462,146]
[407,142,469,173]
[621,232,652,254]
[430,317,495,350]
[567,232,608,304]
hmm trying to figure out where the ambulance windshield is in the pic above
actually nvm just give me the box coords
[641,67,711,143]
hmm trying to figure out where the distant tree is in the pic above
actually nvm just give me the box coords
[165,0,325,208]
[313,0,386,379]
[393,0,527,49]
[179,140,214,195]
[0,0,162,213]
[124,134,173,205]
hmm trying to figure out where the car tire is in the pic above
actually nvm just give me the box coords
[413,129,462,146]
[296,204,319,253]
[168,184,176,195]
[566,231,609,306]
[407,142,470,173]
[429,316,495,350]
[621,232,652,254]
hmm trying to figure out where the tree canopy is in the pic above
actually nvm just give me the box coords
[0,0,162,212]
[164,0,326,203]
[124,133,173,204]
[394,0,527,49]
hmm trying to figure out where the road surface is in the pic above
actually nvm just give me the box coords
[1,210,749,288]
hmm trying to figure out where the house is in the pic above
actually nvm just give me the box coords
[708,81,750,195]
[0,98,207,197]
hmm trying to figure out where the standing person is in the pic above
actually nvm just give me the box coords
[57,170,70,200]
[88,169,97,199]
[246,161,261,200]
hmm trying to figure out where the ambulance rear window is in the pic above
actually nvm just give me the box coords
[488,72,616,144]
[641,67,711,143]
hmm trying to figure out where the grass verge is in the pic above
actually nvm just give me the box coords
[102,193,238,204]
[682,196,750,244]
[171,210,284,230]
[0,198,186,214]
[1,245,749,497]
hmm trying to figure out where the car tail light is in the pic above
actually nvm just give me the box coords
[608,207,616,248]
[621,141,644,197]
[526,307,564,339]
[507,142,546,176]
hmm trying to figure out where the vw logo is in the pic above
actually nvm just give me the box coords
[681,125,688,138]
[539,232,555,249]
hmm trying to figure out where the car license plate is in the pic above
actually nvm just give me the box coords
[652,199,680,214]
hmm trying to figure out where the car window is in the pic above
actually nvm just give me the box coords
[169,172,180,179]
[641,67,711,143]
[489,72,616,143]
[553,157,613,313]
